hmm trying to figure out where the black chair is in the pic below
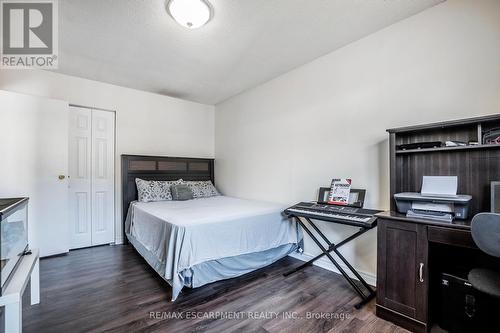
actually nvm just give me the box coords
[468,213,500,298]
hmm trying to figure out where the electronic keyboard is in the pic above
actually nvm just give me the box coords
[284,202,381,228]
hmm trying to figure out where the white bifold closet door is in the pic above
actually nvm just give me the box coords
[69,106,115,249]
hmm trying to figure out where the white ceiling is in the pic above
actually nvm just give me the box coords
[57,0,444,104]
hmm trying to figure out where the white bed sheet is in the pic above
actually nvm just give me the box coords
[126,196,301,300]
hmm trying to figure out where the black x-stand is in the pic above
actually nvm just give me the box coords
[283,215,377,309]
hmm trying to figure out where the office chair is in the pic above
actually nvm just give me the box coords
[468,213,500,298]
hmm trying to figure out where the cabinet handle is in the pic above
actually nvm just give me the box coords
[419,263,424,282]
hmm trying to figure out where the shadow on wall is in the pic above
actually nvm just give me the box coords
[377,138,390,210]
[350,137,389,273]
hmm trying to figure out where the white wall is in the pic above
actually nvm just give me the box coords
[215,0,500,282]
[0,70,215,244]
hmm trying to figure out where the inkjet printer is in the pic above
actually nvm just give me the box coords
[394,176,472,222]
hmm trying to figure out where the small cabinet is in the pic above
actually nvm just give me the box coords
[376,218,429,330]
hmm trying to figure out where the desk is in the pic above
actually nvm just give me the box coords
[0,249,40,333]
[375,212,479,333]
[381,114,500,332]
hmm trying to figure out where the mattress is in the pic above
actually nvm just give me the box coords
[125,196,302,300]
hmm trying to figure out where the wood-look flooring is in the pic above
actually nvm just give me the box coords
[22,245,408,333]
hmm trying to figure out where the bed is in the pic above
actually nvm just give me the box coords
[122,155,303,301]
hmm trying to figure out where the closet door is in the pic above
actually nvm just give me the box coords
[91,110,115,245]
[69,107,92,249]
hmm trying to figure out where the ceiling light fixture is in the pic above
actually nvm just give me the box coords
[166,0,212,29]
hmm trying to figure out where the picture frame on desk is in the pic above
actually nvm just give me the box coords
[318,187,331,204]
[318,187,366,208]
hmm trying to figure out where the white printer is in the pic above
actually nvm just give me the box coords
[394,176,472,222]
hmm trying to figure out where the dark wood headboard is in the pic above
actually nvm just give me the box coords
[121,155,215,239]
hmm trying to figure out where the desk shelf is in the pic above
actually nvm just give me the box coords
[388,114,500,217]
[395,143,500,155]
[396,144,500,155]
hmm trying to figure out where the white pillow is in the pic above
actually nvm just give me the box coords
[135,178,183,202]
[184,180,220,198]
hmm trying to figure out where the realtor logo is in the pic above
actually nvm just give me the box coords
[1,0,58,68]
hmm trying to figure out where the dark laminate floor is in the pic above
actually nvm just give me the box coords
[22,245,409,333]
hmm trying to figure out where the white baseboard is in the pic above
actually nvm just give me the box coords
[115,237,124,245]
[288,251,376,287]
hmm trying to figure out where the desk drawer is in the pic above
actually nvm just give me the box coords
[427,226,477,249]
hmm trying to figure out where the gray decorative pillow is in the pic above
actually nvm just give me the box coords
[171,184,194,201]
[184,180,220,198]
[135,178,183,202]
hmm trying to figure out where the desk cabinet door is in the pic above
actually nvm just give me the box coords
[377,219,428,323]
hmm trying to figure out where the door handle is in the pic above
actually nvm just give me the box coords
[419,263,424,282]
[58,175,66,180]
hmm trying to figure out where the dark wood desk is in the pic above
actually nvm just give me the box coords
[378,115,500,332]
[375,212,478,333]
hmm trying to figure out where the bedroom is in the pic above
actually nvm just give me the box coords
[0,0,499,332]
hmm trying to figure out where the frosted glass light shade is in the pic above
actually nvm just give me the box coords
[167,0,212,29]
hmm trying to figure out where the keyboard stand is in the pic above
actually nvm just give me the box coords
[284,215,377,309]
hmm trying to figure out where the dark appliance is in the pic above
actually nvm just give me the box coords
[396,141,442,150]
[0,197,29,295]
[492,181,500,213]
[438,272,499,333]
